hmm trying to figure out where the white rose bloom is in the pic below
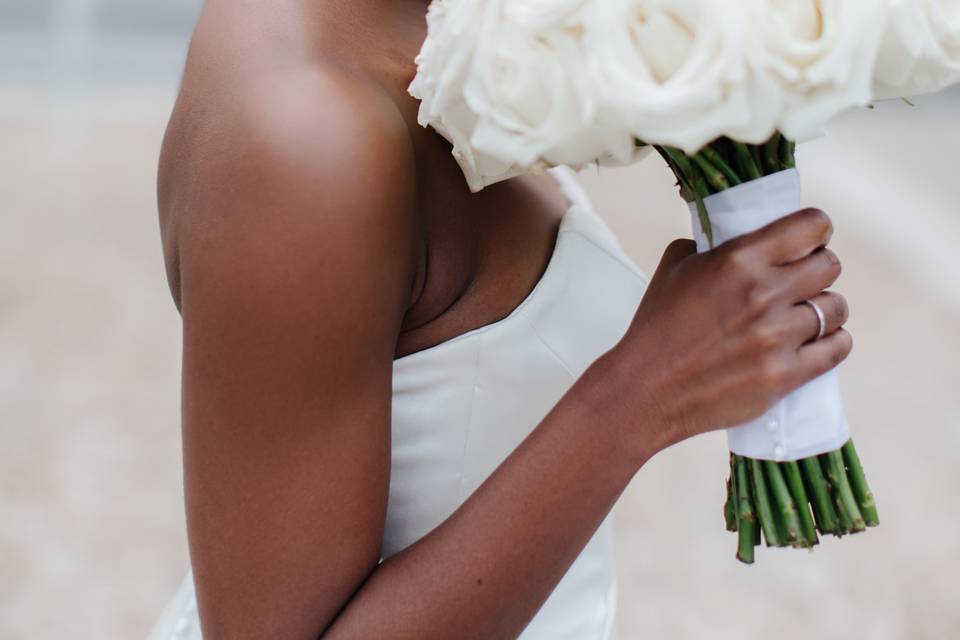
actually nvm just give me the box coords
[411,0,638,191]
[410,0,523,191]
[581,0,754,154]
[740,0,887,141]
[464,3,635,172]
[502,0,590,29]
[873,0,960,99]
[423,102,528,193]
[412,0,916,192]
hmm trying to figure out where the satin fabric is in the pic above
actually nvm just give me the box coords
[147,167,648,640]
[688,169,850,462]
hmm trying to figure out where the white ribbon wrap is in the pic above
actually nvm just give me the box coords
[688,169,851,461]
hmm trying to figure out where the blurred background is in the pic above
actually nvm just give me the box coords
[1,1,958,638]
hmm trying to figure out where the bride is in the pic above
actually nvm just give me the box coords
[149,1,851,638]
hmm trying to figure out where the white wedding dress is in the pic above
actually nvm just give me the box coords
[147,167,649,640]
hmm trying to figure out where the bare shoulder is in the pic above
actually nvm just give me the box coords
[161,57,416,202]
[158,61,420,316]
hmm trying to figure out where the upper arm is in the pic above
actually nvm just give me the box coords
[176,71,418,639]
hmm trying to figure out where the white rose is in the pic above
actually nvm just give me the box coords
[740,0,887,141]
[580,0,753,154]
[464,3,635,171]
[873,0,960,99]
[502,0,590,29]
[422,101,528,193]
[410,0,520,191]
[411,0,638,190]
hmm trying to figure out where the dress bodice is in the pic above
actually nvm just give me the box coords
[147,167,648,640]
[384,167,648,639]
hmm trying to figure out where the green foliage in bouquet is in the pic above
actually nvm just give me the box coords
[654,134,795,248]
[652,135,880,564]
[723,442,879,564]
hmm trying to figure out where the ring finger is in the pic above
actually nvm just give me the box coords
[786,291,848,345]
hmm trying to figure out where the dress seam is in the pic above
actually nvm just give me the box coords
[520,312,578,382]
[564,229,650,289]
[455,333,484,503]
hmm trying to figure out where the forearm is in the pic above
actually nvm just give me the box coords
[323,354,659,640]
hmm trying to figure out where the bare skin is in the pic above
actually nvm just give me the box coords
[157,1,853,639]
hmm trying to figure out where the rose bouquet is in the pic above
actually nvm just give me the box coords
[410,0,960,563]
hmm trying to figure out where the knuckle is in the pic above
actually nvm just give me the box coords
[752,322,784,352]
[744,281,776,317]
[802,208,834,240]
[760,355,789,391]
[720,244,752,275]
[721,248,772,314]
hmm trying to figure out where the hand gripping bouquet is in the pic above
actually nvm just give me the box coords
[411,0,960,563]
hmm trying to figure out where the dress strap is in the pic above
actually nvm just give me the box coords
[548,166,594,214]
[548,166,634,264]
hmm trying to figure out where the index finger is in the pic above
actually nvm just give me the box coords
[739,208,834,265]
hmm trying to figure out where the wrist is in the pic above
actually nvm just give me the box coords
[574,346,678,471]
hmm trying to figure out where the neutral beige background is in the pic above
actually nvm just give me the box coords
[2,22,959,639]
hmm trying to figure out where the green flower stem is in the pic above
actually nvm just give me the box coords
[661,147,705,194]
[725,455,738,532]
[660,146,715,248]
[780,136,796,170]
[659,159,694,203]
[732,142,763,181]
[841,440,880,527]
[764,460,802,546]
[734,456,757,563]
[652,132,879,562]
[750,144,764,175]
[692,153,731,192]
[749,458,781,547]
[699,146,742,187]
[801,456,839,534]
[823,451,866,533]
[783,461,819,546]
[764,133,783,173]
[695,198,714,249]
